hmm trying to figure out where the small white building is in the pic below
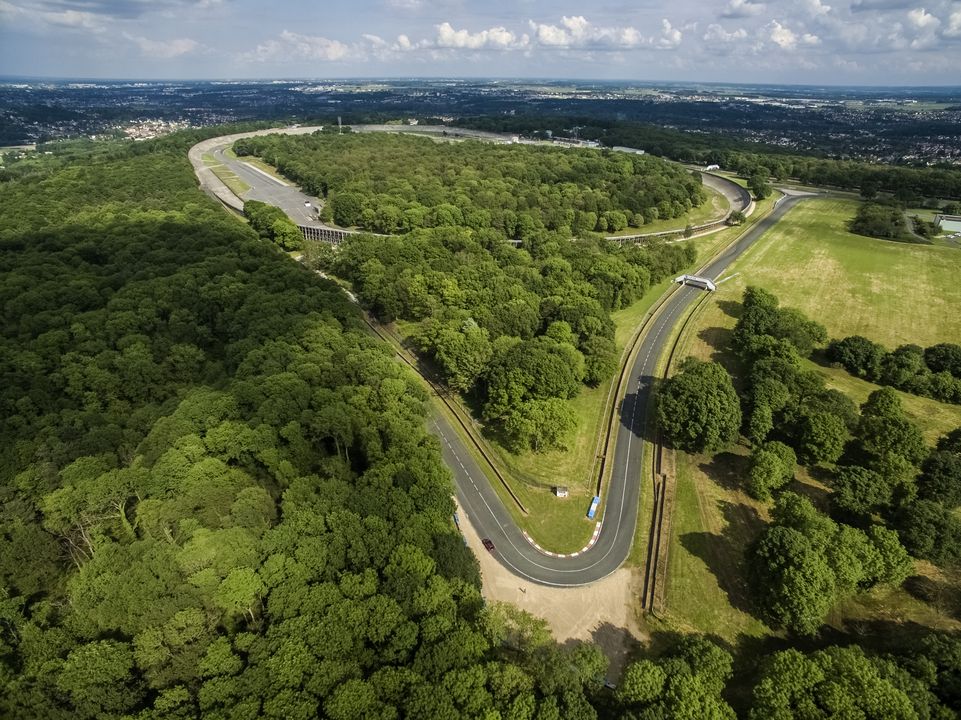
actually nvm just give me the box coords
[936,215,961,234]
[705,164,720,171]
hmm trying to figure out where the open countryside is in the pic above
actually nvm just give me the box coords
[4,3,961,715]
[667,194,961,644]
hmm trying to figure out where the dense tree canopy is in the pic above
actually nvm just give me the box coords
[750,493,912,635]
[733,288,849,464]
[615,637,736,719]
[459,114,961,200]
[330,222,696,451]
[244,200,302,251]
[829,337,961,405]
[747,441,797,501]
[850,202,909,240]
[749,645,946,720]
[0,134,607,718]
[234,132,707,239]
[655,357,742,454]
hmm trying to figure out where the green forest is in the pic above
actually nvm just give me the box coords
[659,287,961,628]
[327,225,696,452]
[0,133,616,718]
[233,132,707,238]
[3,129,961,719]
[849,202,910,241]
[457,115,961,201]
[828,336,961,405]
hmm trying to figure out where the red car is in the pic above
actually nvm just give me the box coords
[482,538,495,552]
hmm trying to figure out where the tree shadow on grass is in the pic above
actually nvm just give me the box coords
[798,618,950,656]
[716,300,742,319]
[904,574,961,621]
[786,477,832,513]
[679,501,766,618]
[698,452,750,494]
[697,326,734,362]
[808,349,836,370]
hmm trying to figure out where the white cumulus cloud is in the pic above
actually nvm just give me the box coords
[359,15,688,59]
[656,19,683,49]
[907,7,940,30]
[721,0,765,19]
[763,20,821,50]
[527,15,648,49]
[253,30,352,62]
[905,7,941,49]
[703,23,748,43]
[434,22,528,50]
[945,9,961,37]
[767,20,799,48]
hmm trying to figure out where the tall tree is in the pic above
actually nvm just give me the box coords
[656,358,742,453]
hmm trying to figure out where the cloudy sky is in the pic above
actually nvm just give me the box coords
[1,0,960,84]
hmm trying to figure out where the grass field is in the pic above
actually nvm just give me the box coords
[661,195,961,642]
[697,198,961,349]
[210,166,250,197]
[237,155,290,183]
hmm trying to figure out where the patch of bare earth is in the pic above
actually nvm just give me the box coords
[456,501,647,680]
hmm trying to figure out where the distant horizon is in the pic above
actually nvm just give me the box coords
[3,1,960,86]
[3,74,961,92]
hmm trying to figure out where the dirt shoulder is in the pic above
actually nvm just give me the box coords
[457,499,647,680]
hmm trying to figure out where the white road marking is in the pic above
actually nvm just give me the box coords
[241,161,289,186]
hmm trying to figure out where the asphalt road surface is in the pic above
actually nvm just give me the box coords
[189,128,809,586]
[441,193,809,586]
[209,147,322,225]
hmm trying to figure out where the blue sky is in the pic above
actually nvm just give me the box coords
[1,0,960,84]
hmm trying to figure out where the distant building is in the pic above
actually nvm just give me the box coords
[936,214,961,233]
[553,486,569,498]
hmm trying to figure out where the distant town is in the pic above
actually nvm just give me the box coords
[2,78,961,166]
